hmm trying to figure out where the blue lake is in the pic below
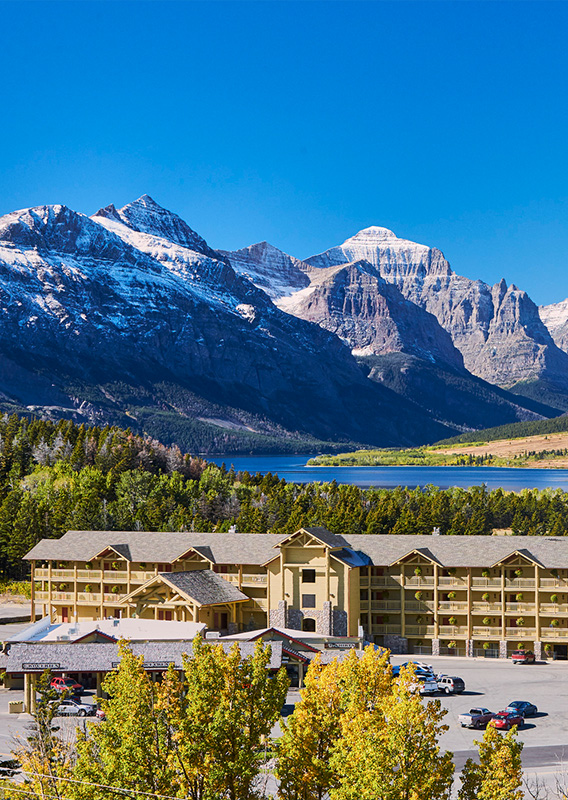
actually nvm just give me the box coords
[208,455,568,491]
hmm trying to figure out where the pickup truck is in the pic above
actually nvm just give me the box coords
[458,708,495,729]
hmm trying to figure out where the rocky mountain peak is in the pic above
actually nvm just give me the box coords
[220,240,311,300]
[343,225,399,243]
[93,195,217,258]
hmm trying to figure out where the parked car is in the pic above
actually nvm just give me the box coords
[57,699,94,717]
[416,675,439,695]
[511,650,536,664]
[392,662,435,679]
[504,701,538,717]
[490,711,524,730]
[50,677,84,696]
[437,675,465,694]
[458,708,495,729]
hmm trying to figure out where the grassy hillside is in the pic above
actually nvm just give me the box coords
[435,413,568,446]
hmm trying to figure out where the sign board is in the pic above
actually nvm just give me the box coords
[324,642,356,650]
[22,663,61,670]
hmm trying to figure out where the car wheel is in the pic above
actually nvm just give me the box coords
[445,687,451,694]
[78,709,86,717]
[475,720,482,729]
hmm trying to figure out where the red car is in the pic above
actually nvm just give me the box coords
[511,650,536,664]
[489,711,524,730]
[50,677,84,696]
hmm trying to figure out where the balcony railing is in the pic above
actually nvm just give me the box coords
[372,601,401,611]
[77,592,101,603]
[438,625,468,636]
[405,625,430,636]
[438,601,468,611]
[438,576,466,587]
[103,571,129,581]
[36,591,48,601]
[405,601,434,611]
[472,626,501,638]
[51,592,74,601]
[505,627,536,638]
[505,578,535,589]
[130,571,156,582]
[103,593,123,603]
[373,624,404,634]
[541,628,568,639]
[369,576,400,587]
[472,602,502,612]
[540,603,568,614]
[242,574,268,585]
[472,577,502,588]
[243,599,268,611]
[505,603,535,613]
[540,578,568,588]
[404,576,435,587]
[50,569,75,579]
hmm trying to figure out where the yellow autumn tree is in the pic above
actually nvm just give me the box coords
[329,664,454,800]
[277,645,393,800]
[458,724,524,800]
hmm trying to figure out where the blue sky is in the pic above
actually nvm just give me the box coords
[1,1,567,304]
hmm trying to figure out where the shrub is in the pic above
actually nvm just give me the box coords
[447,568,456,576]
[416,616,423,624]
[552,569,559,578]
[516,617,525,626]
[551,619,560,628]
[414,591,423,601]
[58,583,67,591]
[111,585,120,594]
[517,643,525,650]
[84,563,92,570]
[414,566,422,577]
[551,594,558,603]
[545,643,553,652]
[111,562,120,571]
[447,641,457,649]
[84,584,92,593]
[515,593,524,602]
[483,617,491,625]
[514,569,523,577]
[448,616,457,625]
[483,642,491,650]
[482,569,490,578]
[447,591,456,600]
[482,592,490,601]
[139,563,147,570]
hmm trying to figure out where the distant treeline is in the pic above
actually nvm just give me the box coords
[2,414,568,580]
[436,413,568,446]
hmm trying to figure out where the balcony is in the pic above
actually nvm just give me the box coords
[369,576,400,587]
[472,577,502,588]
[438,625,468,637]
[372,601,401,611]
[472,626,501,638]
[36,591,48,601]
[130,571,156,582]
[405,601,433,612]
[242,574,268,585]
[374,624,404,634]
[505,603,535,613]
[243,599,268,611]
[404,576,435,587]
[405,625,430,637]
[77,592,101,603]
[51,592,74,601]
[540,578,568,589]
[34,568,48,578]
[505,578,535,589]
[541,628,568,639]
[472,602,502,612]
[505,627,536,638]
[540,603,568,614]
[77,569,102,580]
[438,601,468,612]
[438,576,466,587]
[103,593,123,603]
[51,569,75,579]
[102,571,128,581]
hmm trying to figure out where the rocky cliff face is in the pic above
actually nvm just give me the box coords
[277,259,463,369]
[540,299,568,353]
[219,241,311,300]
[0,197,461,451]
[305,227,568,393]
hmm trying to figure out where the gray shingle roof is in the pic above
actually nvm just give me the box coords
[6,640,283,674]
[24,528,568,571]
[161,571,249,606]
[25,531,288,565]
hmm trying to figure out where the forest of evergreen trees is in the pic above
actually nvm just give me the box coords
[1,413,568,579]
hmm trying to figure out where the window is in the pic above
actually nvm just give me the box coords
[302,618,316,632]
[302,569,316,583]
[302,594,316,608]
[360,590,368,601]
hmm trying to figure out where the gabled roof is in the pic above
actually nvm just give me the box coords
[26,531,288,566]
[488,549,543,568]
[388,548,444,568]
[276,527,347,550]
[121,570,249,608]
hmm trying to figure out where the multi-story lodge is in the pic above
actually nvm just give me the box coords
[25,527,568,660]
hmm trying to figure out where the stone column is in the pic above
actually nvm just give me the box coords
[533,640,543,661]
[466,639,475,658]
[431,638,440,656]
[499,640,508,659]
[269,600,287,629]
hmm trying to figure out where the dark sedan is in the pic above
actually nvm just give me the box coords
[490,711,524,730]
[505,701,538,717]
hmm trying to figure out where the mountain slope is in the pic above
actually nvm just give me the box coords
[0,198,459,452]
[539,299,568,353]
[305,227,568,398]
[223,240,557,431]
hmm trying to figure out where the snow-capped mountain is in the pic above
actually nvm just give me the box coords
[540,299,568,354]
[304,227,568,398]
[0,197,466,451]
[218,241,311,300]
